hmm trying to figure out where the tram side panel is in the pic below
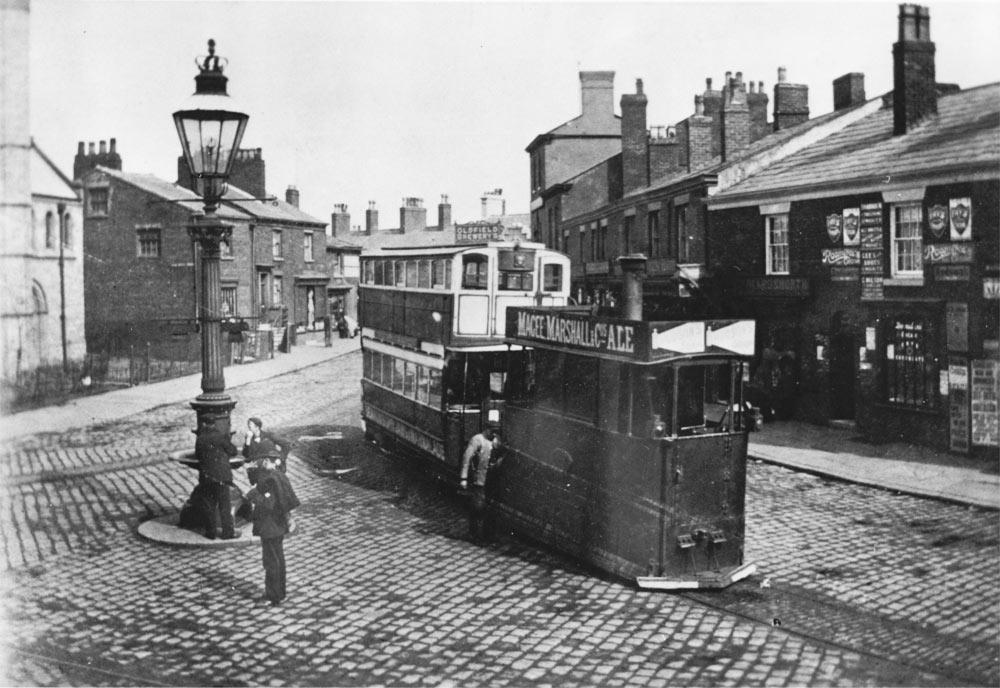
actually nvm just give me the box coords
[495,405,676,580]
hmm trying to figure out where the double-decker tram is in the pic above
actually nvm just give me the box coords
[360,248,756,590]
[358,240,571,472]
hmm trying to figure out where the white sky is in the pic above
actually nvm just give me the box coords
[29,1,1000,226]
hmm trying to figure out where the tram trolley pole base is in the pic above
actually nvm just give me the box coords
[636,562,757,591]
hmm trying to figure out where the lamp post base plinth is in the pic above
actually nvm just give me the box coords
[190,394,237,437]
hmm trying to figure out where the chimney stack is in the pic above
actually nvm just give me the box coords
[400,197,426,233]
[648,126,680,182]
[331,203,350,236]
[702,76,724,158]
[437,194,452,231]
[833,73,867,111]
[365,201,378,235]
[579,71,617,127]
[721,71,750,160]
[621,78,649,194]
[285,185,300,208]
[73,137,123,180]
[747,80,769,142]
[893,4,936,135]
[685,95,714,171]
[773,67,810,131]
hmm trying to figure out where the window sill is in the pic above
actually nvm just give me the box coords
[884,276,925,286]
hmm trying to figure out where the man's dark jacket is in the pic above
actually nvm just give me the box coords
[196,426,238,484]
[246,468,301,538]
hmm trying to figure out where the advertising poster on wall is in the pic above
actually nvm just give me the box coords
[949,357,970,453]
[971,359,999,447]
[949,197,972,241]
[859,203,884,300]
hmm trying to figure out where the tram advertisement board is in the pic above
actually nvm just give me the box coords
[506,308,754,361]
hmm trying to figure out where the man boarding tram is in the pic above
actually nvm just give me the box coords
[459,423,503,543]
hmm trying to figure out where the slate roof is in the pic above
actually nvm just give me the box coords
[96,166,249,221]
[325,234,363,252]
[223,186,326,226]
[546,112,622,138]
[709,83,1000,204]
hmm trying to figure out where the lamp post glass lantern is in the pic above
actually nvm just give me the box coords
[171,39,249,539]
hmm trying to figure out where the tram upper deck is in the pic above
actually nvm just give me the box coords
[359,241,571,351]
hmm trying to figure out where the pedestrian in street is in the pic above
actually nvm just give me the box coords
[243,417,290,473]
[245,453,301,606]
[195,417,240,540]
[459,424,503,542]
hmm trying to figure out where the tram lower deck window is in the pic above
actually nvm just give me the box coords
[534,350,598,422]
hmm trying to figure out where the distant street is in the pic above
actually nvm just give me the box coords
[1,350,997,686]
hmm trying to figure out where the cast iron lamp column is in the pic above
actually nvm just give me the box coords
[173,39,249,438]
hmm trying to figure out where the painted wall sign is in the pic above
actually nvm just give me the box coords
[923,243,974,264]
[455,222,505,244]
[934,265,971,282]
[949,197,972,242]
[821,248,860,266]
[927,204,948,239]
[946,302,969,353]
[971,359,999,447]
[738,277,811,298]
[826,214,843,244]
[859,203,884,301]
[984,277,1000,300]
[842,208,860,246]
[949,357,969,454]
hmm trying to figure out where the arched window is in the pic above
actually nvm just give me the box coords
[31,281,48,314]
[62,213,73,249]
[45,211,55,249]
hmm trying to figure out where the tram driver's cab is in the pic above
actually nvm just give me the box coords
[635,358,754,438]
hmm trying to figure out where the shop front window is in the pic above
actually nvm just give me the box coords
[884,316,939,409]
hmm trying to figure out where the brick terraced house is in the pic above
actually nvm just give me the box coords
[706,5,999,455]
[76,144,330,359]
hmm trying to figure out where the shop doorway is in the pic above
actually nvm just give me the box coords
[828,312,856,420]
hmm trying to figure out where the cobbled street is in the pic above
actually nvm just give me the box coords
[1,350,997,686]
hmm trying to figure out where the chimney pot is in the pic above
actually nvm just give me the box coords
[88,142,96,155]
[99,140,106,154]
[695,94,705,116]
[77,141,84,155]
[706,77,713,91]
[778,66,787,83]
[109,138,116,154]
[736,71,743,83]
[636,78,643,94]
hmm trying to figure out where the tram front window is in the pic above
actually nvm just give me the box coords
[640,362,736,437]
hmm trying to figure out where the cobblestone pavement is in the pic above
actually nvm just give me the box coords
[0,350,997,686]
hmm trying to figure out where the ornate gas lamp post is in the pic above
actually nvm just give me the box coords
[173,39,249,440]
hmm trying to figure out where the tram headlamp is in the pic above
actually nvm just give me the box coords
[431,311,442,323]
